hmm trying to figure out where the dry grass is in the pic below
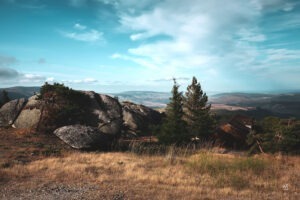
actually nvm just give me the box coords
[1,151,299,199]
[0,128,299,199]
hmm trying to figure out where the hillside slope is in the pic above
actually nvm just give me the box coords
[0,86,40,102]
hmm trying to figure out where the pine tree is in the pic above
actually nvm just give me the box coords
[183,77,214,140]
[3,90,9,103]
[247,117,300,154]
[158,79,189,145]
[1,90,10,106]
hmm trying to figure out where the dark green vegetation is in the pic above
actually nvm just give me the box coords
[158,77,214,145]
[1,83,299,154]
[0,90,10,107]
[211,92,300,119]
[156,77,299,154]
[184,77,215,139]
[0,86,39,102]
[38,82,93,133]
[247,117,300,154]
[157,79,189,144]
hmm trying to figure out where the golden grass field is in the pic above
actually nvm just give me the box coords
[0,128,299,200]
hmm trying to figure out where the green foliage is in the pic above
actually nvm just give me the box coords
[38,82,92,133]
[2,90,10,104]
[158,79,189,145]
[39,82,88,104]
[0,90,10,107]
[247,116,300,154]
[184,77,215,139]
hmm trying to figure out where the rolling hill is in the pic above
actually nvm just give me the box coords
[210,92,300,118]
[112,91,170,108]
[1,87,299,119]
[0,86,40,102]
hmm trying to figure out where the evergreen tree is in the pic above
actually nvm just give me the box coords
[158,79,189,145]
[2,90,10,103]
[1,90,10,106]
[247,117,300,154]
[183,77,214,140]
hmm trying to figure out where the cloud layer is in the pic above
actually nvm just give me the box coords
[108,0,300,90]
[60,23,104,43]
[0,67,46,83]
[1,0,299,92]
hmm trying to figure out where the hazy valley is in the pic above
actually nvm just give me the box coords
[3,86,300,121]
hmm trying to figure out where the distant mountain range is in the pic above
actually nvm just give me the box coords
[0,86,40,102]
[111,91,170,108]
[210,92,300,119]
[113,91,300,119]
[1,87,300,119]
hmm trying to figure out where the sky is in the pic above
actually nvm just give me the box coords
[0,0,300,94]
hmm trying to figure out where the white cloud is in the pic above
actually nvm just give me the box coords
[62,78,98,84]
[130,33,151,41]
[21,74,46,83]
[60,22,104,43]
[111,0,263,77]
[108,0,300,90]
[265,49,300,61]
[237,29,266,42]
[283,3,294,11]
[61,29,104,42]
[0,67,53,85]
[111,53,159,69]
[149,77,190,82]
[74,23,86,30]
[46,77,55,82]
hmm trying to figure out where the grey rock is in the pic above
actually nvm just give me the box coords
[82,91,123,135]
[13,95,43,129]
[12,92,123,135]
[98,94,123,135]
[122,101,163,136]
[0,98,27,127]
[54,125,113,150]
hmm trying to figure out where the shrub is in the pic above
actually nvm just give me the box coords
[38,82,93,133]
[247,117,300,154]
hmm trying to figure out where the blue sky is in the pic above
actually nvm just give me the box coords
[0,0,300,93]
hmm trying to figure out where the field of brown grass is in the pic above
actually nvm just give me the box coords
[0,128,299,200]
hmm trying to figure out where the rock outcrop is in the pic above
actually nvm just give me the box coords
[13,95,43,129]
[122,101,163,136]
[80,91,123,135]
[54,125,113,150]
[214,115,254,149]
[1,88,164,150]
[0,98,27,127]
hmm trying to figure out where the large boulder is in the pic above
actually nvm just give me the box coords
[12,91,123,136]
[0,98,27,127]
[54,125,113,150]
[214,115,253,149]
[13,95,44,129]
[122,101,163,136]
[82,91,123,135]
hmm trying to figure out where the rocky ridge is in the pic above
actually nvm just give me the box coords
[0,91,163,150]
